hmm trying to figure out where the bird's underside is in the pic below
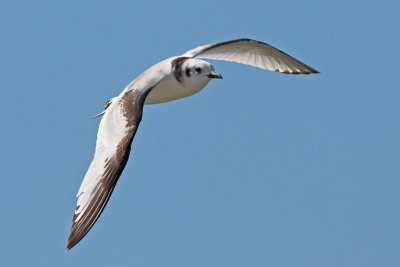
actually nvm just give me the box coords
[66,38,319,249]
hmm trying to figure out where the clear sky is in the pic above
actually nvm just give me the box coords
[1,0,399,266]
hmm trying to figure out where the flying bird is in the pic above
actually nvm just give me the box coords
[67,38,319,249]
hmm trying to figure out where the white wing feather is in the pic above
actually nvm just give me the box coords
[67,66,168,249]
[182,38,318,74]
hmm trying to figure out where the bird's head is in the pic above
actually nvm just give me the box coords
[172,58,222,86]
[185,59,223,80]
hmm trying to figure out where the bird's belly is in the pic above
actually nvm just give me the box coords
[144,76,210,104]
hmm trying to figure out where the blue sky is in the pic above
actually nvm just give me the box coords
[1,0,399,266]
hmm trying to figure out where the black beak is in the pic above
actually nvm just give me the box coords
[208,71,223,79]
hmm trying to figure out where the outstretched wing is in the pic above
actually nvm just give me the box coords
[182,38,318,74]
[66,88,152,250]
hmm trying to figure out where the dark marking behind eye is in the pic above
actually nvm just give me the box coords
[171,57,190,83]
[186,68,191,77]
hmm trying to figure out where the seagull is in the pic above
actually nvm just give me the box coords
[66,38,319,249]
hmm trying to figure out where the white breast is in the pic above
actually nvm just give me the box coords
[144,74,210,104]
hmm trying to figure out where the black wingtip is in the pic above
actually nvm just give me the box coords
[311,69,320,74]
[66,238,76,250]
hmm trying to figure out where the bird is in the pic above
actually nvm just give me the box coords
[66,38,319,249]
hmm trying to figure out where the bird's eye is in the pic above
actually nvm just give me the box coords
[195,67,202,73]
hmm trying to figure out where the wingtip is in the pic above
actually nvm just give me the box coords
[303,66,320,74]
[66,237,80,250]
[66,232,80,250]
[296,68,320,75]
[310,68,320,74]
[66,239,74,250]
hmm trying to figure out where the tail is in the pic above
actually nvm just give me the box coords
[91,110,106,119]
[91,98,113,119]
